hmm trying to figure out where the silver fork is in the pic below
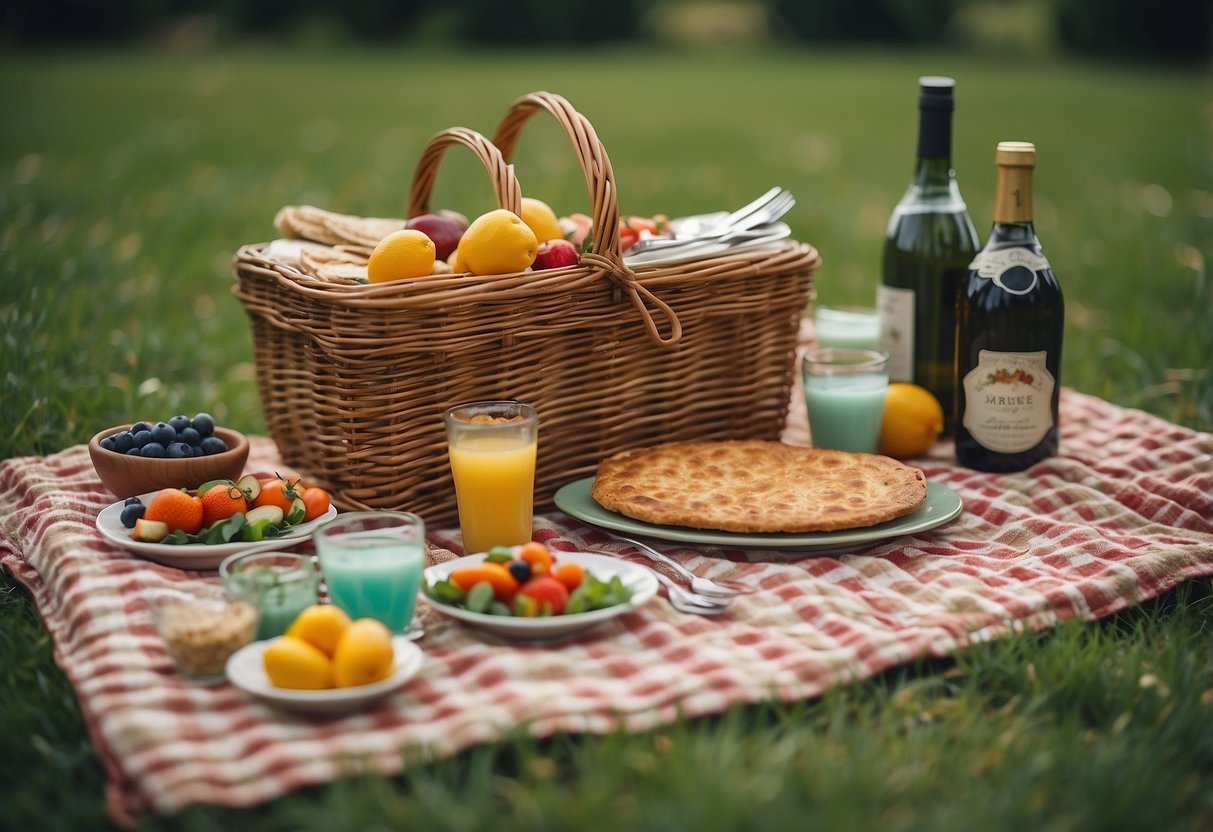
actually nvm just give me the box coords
[610,533,756,598]
[627,188,795,253]
[650,570,732,617]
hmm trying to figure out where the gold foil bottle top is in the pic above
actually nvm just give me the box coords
[995,141,1036,168]
[992,141,1036,223]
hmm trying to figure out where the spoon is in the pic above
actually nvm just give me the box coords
[609,533,756,598]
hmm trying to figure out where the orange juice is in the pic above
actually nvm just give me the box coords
[444,401,539,556]
[448,436,536,555]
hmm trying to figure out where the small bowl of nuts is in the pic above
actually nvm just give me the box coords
[148,583,259,682]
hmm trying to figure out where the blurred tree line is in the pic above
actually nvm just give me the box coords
[2,0,1209,61]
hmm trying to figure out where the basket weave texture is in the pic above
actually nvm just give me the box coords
[233,92,821,526]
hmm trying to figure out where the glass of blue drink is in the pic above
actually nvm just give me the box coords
[802,348,890,453]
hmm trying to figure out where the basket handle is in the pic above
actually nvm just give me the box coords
[491,91,682,348]
[408,126,523,219]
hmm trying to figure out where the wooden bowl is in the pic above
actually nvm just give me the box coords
[88,424,250,499]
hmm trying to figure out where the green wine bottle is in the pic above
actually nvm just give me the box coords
[878,76,980,435]
[955,142,1065,472]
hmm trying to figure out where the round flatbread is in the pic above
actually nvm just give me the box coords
[590,440,927,533]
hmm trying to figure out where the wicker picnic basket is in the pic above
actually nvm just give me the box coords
[233,91,820,528]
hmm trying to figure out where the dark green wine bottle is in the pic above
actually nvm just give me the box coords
[955,141,1065,472]
[879,76,980,435]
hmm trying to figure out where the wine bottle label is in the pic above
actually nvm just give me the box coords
[877,284,915,381]
[968,246,1051,296]
[962,350,1056,453]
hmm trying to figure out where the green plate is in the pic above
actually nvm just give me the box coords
[552,477,963,554]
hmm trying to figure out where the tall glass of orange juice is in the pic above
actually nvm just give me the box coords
[444,401,539,556]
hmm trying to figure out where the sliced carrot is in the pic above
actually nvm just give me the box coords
[449,562,520,602]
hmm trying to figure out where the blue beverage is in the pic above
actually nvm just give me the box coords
[802,348,889,453]
[314,512,427,633]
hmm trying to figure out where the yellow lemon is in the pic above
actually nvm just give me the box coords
[459,209,538,275]
[877,383,945,459]
[367,229,436,283]
[285,604,351,657]
[262,635,334,690]
[520,197,564,243]
[448,245,467,274]
[332,618,395,688]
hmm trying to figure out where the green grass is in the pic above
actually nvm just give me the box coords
[1,45,1211,830]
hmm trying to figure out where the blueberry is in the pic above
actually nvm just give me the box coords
[126,447,142,456]
[191,413,215,438]
[151,422,176,446]
[200,435,228,455]
[100,436,115,452]
[112,431,135,454]
[192,444,206,457]
[168,415,192,433]
[179,426,200,447]
[130,421,151,435]
[507,560,532,584]
[141,442,166,458]
[166,442,192,459]
[131,429,153,449]
[124,496,144,505]
[119,502,145,529]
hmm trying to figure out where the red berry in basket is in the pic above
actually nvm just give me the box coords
[532,238,579,271]
[518,576,569,616]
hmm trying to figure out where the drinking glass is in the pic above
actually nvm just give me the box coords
[814,305,881,351]
[313,512,426,632]
[220,550,321,640]
[444,400,539,556]
[802,348,889,453]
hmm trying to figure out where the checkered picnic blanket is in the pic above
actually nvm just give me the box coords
[2,389,1211,826]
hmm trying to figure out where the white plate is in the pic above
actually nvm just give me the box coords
[96,492,338,570]
[423,551,658,641]
[225,635,423,714]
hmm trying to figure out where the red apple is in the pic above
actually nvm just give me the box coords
[406,213,467,261]
[532,238,579,271]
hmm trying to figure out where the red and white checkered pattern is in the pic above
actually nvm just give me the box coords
[2,388,1210,827]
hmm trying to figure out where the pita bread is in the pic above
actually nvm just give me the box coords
[590,440,927,533]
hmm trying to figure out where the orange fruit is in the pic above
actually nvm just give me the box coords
[877,383,945,459]
[262,635,334,690]
[286,604,351,657]
[332,618,395,688]
[553,560,585,591]
[519,197,563,243]
[458,209,538,275]
[200,482,247,528]
[143,488,204,535]
[367,229,436,283]
[253,476,300,513]
[448,245,467,274]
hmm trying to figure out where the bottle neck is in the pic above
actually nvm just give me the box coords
[993,165,1034,224]
[986,221,1039,248]
[917,103,953,163]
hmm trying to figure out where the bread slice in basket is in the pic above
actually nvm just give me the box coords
[590,440,927,533]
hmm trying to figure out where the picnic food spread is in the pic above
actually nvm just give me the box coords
[2,87,1206,828]
[590,440,928,533]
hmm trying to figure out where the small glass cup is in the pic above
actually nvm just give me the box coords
[313,511,426,633]
[801,348,889,453]
[219,550,322,640]
[147,583,259,683]
[814,305,881,351]
[444,400,539,556]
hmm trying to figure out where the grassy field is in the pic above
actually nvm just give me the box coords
[1,46,1211,830]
